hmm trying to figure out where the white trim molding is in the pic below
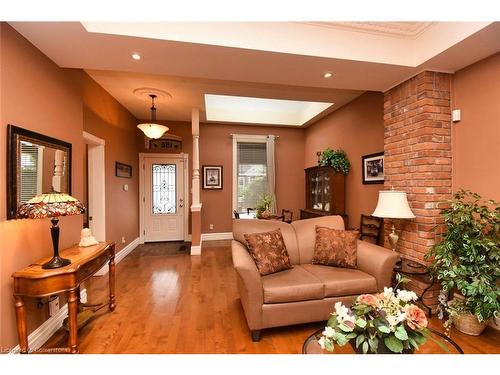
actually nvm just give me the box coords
[201,232,234,242]
[10,289,87,354]
[83,131,106,242]
[94,237,140,276]
[190,245,201,255]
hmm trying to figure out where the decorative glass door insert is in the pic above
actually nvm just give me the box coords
[152,163,176,214]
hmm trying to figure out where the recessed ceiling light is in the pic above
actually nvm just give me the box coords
[323,72,333,78]
[131,53,141,60]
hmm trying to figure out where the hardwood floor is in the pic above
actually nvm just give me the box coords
[43,241,500,354]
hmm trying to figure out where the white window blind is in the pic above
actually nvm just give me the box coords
[236,142,268,213]
[20,142,41,203]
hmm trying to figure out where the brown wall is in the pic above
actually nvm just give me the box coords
[304,92,384,228]
[82,73,140,252]
[452,52,500,201]
[200,123,305,233]
[0,24,84,350]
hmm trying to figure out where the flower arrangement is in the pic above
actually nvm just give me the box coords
[318,274,444,353]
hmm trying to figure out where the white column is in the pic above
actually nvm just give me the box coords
[191,108,201,210]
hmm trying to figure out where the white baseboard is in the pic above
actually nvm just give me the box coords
[94,237,140,276]
[9,289,87,354]
[190,245,201,255]
[201,232,233,242]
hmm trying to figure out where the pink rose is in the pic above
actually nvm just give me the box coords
[405,305,428,330]
[357,294,380,307]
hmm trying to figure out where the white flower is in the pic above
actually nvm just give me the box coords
[383,287,394,299]
[397,289,418,302]
[318,336,326,349]
[322,326,335,338]
[334,302,349,316]
[386,315,398,328]
[397,311,407,323]
[334,302,355,325]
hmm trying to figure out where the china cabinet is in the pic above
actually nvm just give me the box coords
[300,166,347,225]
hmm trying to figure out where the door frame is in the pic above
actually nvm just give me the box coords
[83,131,106,242]
[139,152,190,244]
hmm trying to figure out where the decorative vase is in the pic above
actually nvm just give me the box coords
[452,313,488,336]
[349,340,414,354]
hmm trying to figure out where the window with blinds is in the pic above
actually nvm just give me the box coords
[236,142,267,214]
[20,141,41,203]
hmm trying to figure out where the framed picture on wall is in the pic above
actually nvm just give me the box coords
[202,165,223,190]
[115,162,132,178]
[362,152,384,184]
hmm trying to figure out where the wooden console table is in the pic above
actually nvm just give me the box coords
[11,242,116,354]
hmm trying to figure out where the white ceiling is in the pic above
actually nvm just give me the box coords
[9,21,500,124]
[299,22,434,37]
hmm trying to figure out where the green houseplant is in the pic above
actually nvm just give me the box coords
[318,148,351,174]
[255,193,274,219]
[425,189,500,335]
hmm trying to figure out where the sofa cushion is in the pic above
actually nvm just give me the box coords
[312,227,359,269]
[244,228,293,276]
[262,265,324,303]
[301,264,378,297]
[291,215,345,264]
[233,219,300,264]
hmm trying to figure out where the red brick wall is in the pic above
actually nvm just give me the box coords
[383,71,452,263]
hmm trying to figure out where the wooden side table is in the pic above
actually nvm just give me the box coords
[11,242,116,354]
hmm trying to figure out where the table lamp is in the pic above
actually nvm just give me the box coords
[18,192,85,269]
[372,189,415,252]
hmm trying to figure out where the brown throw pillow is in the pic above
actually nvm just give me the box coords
[244,228,293,276]
[312,226,359,269]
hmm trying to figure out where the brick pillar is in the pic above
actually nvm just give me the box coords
[383,71,453,312]
[383,71,452,262]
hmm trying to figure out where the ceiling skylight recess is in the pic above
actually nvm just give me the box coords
[204,94,333,126]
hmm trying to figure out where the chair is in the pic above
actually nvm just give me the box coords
[281,209,293,223]
[233,210,240,219]
[359,214,383,245]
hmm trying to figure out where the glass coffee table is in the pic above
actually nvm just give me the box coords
[302,327,463,354]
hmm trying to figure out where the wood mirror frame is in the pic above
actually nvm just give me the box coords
[7,124,72,219]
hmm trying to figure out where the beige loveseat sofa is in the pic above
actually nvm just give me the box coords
[231,215,399,341]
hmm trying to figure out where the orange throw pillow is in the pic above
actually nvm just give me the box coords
[312,226,359,269]
[244,228,293,276]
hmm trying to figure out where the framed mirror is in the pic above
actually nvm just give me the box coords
[7,124,72,219]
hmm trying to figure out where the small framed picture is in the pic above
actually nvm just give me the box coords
[202,165,223,190]
[115,162,132,178]
[362,152,384,184]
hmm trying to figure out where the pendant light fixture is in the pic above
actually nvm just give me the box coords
[137,94,169,139]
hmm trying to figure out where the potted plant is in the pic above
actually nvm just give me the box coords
[255,193,274,219]
[425,189,500,336]
[318,274,446,353]
[318,148,351,174]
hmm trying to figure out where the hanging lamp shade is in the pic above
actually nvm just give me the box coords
[137,94,169,139]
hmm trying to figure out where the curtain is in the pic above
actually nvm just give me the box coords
[266,135,277,214]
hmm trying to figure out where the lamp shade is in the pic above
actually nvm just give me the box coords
[137,123,169,139]
[372,190,415,219]
[18,192,85,219]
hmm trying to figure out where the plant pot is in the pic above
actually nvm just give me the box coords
[452,313,488,336]
[349,340,414,354]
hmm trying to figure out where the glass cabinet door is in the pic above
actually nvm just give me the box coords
[311,171,323,210]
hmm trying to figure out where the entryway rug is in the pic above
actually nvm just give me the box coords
[130,241,191,257]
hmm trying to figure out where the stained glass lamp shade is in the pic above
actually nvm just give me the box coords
[18,192,85,269]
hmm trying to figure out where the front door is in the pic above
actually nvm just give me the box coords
[143,156,185,242]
